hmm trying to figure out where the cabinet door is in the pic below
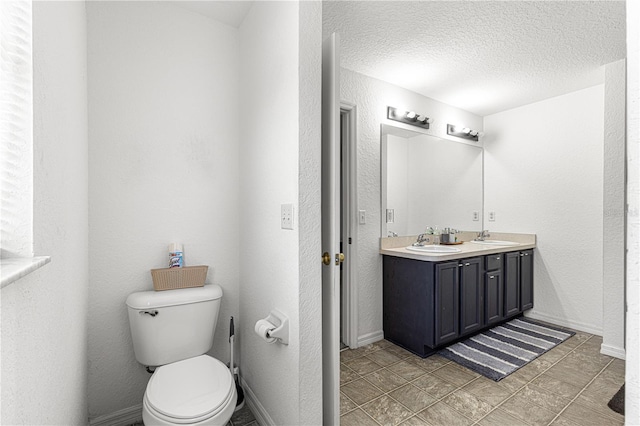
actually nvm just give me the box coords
[460,257,484,335]
[504,251,521,317]
[520,250,534,311]
[485,271,503,325]
[435,261,459,346]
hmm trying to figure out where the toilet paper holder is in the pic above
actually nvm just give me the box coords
[264,309,289,345]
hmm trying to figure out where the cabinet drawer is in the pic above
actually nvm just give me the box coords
[485,254,503,271]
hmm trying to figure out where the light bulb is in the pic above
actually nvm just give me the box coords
[406,111,417,120]
[462,128,471,134]
[470,130,478,137]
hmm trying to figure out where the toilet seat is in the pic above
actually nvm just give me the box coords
[145,355,235,424]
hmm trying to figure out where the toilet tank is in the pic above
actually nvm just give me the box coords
[126,284,223,367]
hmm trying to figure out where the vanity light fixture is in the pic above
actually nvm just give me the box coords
[447,124,484,142]
[387,106,432,130]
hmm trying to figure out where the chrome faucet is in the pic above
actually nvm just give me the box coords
[413,233,431,246]
[388,231,398,237]
[475,230,490,241]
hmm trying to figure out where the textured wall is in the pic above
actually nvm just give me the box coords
[238,2,302,424]
[602,60,626,358]
[87,2,240,419]
[340,69,482,341]
[626,1,640,422]
[484,86,605,334]
[296,1,323,423]
[1,2,89,423]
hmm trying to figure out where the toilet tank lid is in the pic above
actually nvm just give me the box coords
[126,284,222,309]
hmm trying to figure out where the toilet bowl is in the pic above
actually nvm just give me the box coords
[126,285,236,426]
[142,356,237,426]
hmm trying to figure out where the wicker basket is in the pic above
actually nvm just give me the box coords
[150,265,208,291]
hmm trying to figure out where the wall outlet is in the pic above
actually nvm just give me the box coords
[359,210,366,225]
[488,211,496,222]
[281,204,294,230]
[386,209,395,223]
[472,211,479,221]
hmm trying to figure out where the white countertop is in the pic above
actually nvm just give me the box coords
[380,232,536,262]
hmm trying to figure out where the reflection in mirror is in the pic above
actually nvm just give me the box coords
[381,124,483,237]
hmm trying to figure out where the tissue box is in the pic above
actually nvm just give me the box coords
[150,265,208,291]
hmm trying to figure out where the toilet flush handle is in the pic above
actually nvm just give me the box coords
[140,310,159,317]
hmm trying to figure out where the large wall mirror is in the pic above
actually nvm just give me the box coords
[381,124,484,237]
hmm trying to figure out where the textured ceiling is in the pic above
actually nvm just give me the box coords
[323,1,626,116]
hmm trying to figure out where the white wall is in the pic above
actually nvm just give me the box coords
[626,0,640,422]
[602,59,626,359]
[238,2,306,424]
[340,69,483,342]
[1,1,89,424]
[87,2,240,419]
[484,85,605,334]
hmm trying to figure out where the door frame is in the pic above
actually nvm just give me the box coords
[340,101,359,349]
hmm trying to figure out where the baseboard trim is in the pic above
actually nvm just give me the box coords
[89,403,142,426]
[601,343,626,360]
[525,311,603,336]
[241,376,275,426]
[357,330,384,347]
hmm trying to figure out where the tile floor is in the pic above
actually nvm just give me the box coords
[126,403,256,426]
[340,329,625,426]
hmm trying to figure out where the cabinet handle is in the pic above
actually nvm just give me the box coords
[524,253,529,256]
[458,264,464,267]
[489,275,495,279]
[496,257,500,260]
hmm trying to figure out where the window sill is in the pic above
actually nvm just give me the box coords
[1,256,51,288]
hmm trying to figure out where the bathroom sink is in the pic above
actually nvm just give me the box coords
[469,240,520,246]
[406,245,462,253]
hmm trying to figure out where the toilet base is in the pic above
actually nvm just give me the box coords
[142,387,237,426]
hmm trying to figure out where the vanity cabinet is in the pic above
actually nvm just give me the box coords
[383,249,534,357]
[485,254,504,326]
[504,250,534,316]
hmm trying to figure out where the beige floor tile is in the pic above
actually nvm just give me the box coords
[385,344,416,360]
[544,361,598,388]
[341,364,361,385]
[388,384,437,413]
[398,415,431,426]
[530,373,583,400]
[340,408,380,426]
[561,401,624,426]
[341,378,385,406]
[345,356,384,376]
[499,394,557,426]
[462,377,512,406]
[550,414,586,426]
[431,363,477,387]
[515,384,572,413]
[599,365,625,386]
[476,408,530,426]
[495,371,528,393]
[341,392,358,415]
[408,354,450,372]
[361,395,414,426]
[388,360,428,381]
[366,349,403,367]
[411,373,459,399]
[441,389,493,421]
[576,377,625,422]
[341,348,365,363]
[417,401,472,426]
[364,368,408,393]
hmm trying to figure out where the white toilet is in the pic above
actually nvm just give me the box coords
[126,284,237,426]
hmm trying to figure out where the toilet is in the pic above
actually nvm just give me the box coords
[126,284,237,426]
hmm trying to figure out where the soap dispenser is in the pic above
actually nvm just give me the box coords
[433,227,440,245]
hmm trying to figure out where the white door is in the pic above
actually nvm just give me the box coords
[322,32,341,425]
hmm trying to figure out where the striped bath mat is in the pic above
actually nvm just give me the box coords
[438,318,575,381]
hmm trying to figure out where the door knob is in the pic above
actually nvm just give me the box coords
[336,253,345,265]
[322,252,331,266]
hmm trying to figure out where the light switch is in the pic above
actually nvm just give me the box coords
[386,209,395,223]
[359,210,366,225]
